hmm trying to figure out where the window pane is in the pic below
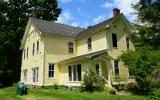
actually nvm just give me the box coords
[48,64,54,78]
[68,42,73,53]
[112,33,117,47]
[73,65,77,81]
[37,41,39,53]
[77,64,81,81]
[87,37,92,50]
[96,64,99,75]
[68,66,72,81]
[126,37,129,49]
[114,60,119,75]
[32,43,35,55]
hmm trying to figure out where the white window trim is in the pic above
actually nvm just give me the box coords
[32,67,39,83]
[68,64,82,82]
[48,63,55,79]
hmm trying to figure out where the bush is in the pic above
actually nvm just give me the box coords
[148,89,160,100]
[81,70,106,92]
[113,76,126,91]
[109,88,116,95]
[53,84,58,90]
[126,82,139,92]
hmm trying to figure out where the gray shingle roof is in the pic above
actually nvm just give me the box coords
[77,17,114,38]
[30,15,116,38]
[30,17,84,38]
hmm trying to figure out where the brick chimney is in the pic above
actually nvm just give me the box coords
[113,8,120,17]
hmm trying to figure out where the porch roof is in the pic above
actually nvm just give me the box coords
[59,49,112,64]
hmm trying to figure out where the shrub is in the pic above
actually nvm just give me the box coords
[148,89,160,100]
[81,70,106,92]
[126,82,139,92]
[109,88,116,95]
[113,76,126,91]
[53,84,58,90]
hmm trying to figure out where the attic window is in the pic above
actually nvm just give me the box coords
[87,37,92,50]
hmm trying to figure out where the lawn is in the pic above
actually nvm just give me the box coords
[0,85,146,100]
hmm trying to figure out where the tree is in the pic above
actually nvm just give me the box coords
[0,0,61,85]
[121,48,160,94]
[132,0,160,49]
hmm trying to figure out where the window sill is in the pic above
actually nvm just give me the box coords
[68,81,82,83]
[48,77,55,80]
[113,47,118,49]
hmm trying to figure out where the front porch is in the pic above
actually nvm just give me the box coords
[59,50,115,87]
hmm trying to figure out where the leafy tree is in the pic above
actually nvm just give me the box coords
[121,48,160,94]
[0,0,61,85]
[132,0,160,49]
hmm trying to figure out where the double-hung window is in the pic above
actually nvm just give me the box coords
[68,42,73,53]
[23,69,27,82]
[27,47,29,58]
[87,37,92,50]
[126,37,129,49]
[32,43,35,56]
[32,67,39,82]
[48,64,55,78]
[112,33,117,48]
[37,40,39,53]
[114,60,119,75]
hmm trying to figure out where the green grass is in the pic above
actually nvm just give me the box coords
[0,85,146,100]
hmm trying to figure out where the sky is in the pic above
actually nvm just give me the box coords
[56,0,139,28]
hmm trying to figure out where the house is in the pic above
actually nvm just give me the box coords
[20,8,135,87]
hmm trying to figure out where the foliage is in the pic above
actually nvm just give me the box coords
[53,83,58,90]
[132,0,160,48]
[0,0,61,85]
[148,89,160,100]
[113,76,126,91]
[81,70,106,92]
[108,88,117,95]
[121,48,160,94]
[126,82,139,93]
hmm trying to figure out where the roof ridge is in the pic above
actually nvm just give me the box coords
[30,17,84,30]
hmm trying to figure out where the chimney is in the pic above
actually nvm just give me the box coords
[32,9,37,18]
[113,8,120,17]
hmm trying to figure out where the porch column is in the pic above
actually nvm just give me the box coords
[99,61,102,76]
[106,60,111,86]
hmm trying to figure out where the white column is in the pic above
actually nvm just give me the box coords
[106,60,111,86]
[99,61,102,76]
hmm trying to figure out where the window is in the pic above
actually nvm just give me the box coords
[32,43,35,56]
[87,37,92,50]
[23,69,27,82]
[114,60,119,75]
[32,67,39,82]
[37,40,39,53]
[126,37,129,49]
[68,42,73,53]
[68,64,81,81]
[112,33,117,48]
[95,64,100,75]
[27,47,29,58]
[48,64,55,78]
[23,49,26,59]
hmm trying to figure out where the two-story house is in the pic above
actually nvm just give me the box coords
[20,8,135,87]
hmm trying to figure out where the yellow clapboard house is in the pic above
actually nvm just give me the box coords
[20,8,135,87]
